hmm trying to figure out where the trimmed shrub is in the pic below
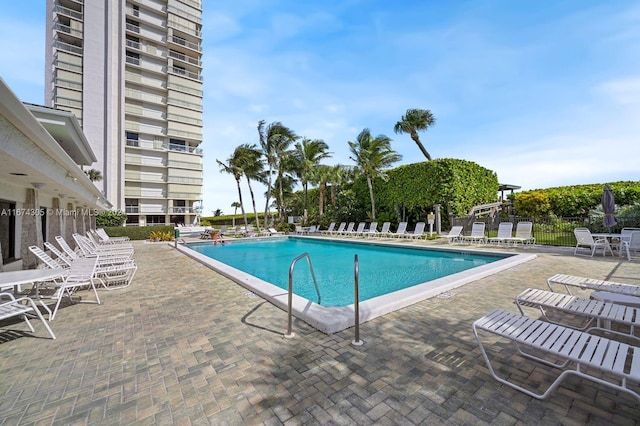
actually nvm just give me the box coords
[102,225,174,240]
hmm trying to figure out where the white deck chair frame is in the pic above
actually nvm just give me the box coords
[505,221,535,246]
[547,273,640,298]
[369,222,391,239]
[390,222,408,238]
[573,228,611,256]
[406,222,426,240]
[474,309,640,402]
[49,258,101,320]
[516,288,640,342]
[462,222,486,244]
[440,226,463,244]
[487,222,513,246]
[0,292,56,339]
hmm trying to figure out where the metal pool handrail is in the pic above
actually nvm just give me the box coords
[284,252,320,338]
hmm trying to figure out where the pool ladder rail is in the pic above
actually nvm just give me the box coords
[284,253,363,346]
[284,253,320,339]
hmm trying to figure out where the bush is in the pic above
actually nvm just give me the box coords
[102,225,174,240]
[514,191,552,217]
[148,230,174,242]
[276,223,296,233]
[96,210,127,227]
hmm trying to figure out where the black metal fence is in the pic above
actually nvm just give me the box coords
[451,215,640,247]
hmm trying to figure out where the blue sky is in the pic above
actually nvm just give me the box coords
[1,1,639,215]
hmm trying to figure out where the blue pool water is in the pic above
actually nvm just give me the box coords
[188,237,506,307]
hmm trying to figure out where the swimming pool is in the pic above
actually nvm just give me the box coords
[187,238,503,306]
[178,236,536,334]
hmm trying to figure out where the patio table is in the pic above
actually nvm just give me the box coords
[591,233,622,256]
[0,269,64,295]
[0,269,65,318]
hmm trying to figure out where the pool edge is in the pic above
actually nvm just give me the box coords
[176,240,536,334]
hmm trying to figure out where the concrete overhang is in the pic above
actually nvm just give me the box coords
[24,103,97,166]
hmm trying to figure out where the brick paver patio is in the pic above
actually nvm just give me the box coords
[1,239,639,425]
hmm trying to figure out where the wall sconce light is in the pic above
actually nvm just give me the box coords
[66,172,78,181]
[31,182,45,189]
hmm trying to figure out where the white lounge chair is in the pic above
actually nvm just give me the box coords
[473,309,640,401]
[487,222,513,246]
[461,222,486,244]
[345,222,366,237]
[619,231,640,261]
[505,221,535,246]
[390,222,408,238]
[338,222,355,236]
[515,287,640,341]
[573,228,611,256]
[440,226,463,244]
[406,222,426,240]
[0,292,56,339]
[362,222,378,237]
[330,222,346,236]
[547,273,640,298]
[320,223,336,235]
[370,222,391,239]
[95,228,130,244]
[268,227,284,236]
[49,258,101,320]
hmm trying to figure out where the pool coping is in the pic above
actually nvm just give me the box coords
[176,237,537,334]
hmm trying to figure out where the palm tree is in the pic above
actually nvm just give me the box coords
[235,144,265,230]
[348,129,402,220]
[294,138,332,224]
[85,168,103,182]
[258,120,298,224]
[309,164,333,219]
[393,108,436,160]
[230,201,241,228]
[216,149,249,229]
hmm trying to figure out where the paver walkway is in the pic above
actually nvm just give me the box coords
[1,240,639,425]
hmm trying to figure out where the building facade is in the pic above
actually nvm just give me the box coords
[45,0,204,226]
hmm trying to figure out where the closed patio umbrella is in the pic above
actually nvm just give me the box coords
[602,184,617,229]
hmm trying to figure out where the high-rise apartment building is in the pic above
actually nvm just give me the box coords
[45,0,204,226]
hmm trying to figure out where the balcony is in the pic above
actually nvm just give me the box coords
[55,4,83,21]
[166,112,202,126]
[126,206,168,214]
[54,58,82,73]
[55,96,82,109]
[126,39,140,50]
[167,192,202,200]
[55,22,83,38]
[169,50,201,67]
[168,66,202,82]
[176,0,201,10]
[125,56,140,66]
[167,176,203,185]
[167,160,202,170]
[168,206,201,213]
[169,35,201,52]
[164,142,202,154]
[167,96,202,111]
[55,78,82,91]
[167,4,202,24]
[126,23,140,33]
[167,128,202,141]
[124,189,166,198]
[168,19,201,38]
[55,40,83,55]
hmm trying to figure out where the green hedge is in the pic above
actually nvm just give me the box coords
[102,225,174,240]
[514,181,640,217]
